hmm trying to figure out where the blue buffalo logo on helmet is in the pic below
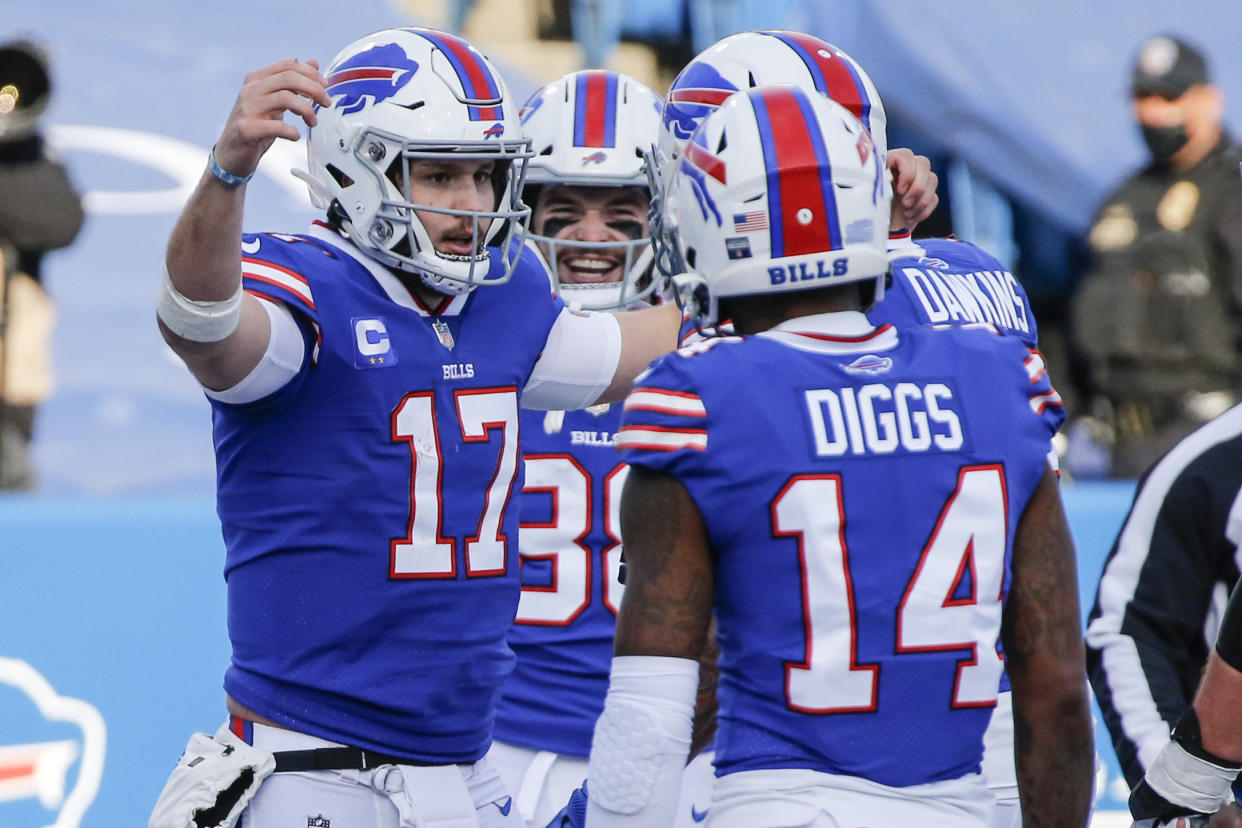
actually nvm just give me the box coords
[580,150,608,166]
[665,63,739,141]
[483,122,505,138]
[325,43,420,115]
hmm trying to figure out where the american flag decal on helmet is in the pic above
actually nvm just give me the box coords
[733,211,768,232]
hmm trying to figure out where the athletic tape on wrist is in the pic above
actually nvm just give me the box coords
[158,265,243,342]
[1145,738,1240,815]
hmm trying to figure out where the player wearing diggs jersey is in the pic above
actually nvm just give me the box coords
[484,69,712,828]
[149,29,681,828]
[584,87,1092,827]
[649,31,1062,827]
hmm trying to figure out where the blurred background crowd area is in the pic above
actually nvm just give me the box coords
[4,0,1242,496]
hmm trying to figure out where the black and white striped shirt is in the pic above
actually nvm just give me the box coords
[1085,403,1242,786]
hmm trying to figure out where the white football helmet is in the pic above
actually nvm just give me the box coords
[519,70,664,310]
[651,30,887,279]
[667,85,891,330]
[301,27,532,294]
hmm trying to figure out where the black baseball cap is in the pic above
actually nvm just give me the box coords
[1131,34,1209,99]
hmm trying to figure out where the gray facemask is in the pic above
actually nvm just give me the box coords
[1141,123,1190,163]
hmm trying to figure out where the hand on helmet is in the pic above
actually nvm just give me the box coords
[214,58,331,182]
[887,147,939,234]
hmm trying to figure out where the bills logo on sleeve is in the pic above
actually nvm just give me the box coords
[353,317,398,368]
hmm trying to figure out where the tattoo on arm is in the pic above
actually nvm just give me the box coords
[612,465,714,661]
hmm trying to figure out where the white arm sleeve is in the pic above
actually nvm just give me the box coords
[522,308,622,411]
[586,656,697,828]
[204,298,306,405]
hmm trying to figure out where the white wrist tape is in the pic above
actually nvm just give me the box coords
[1145,738,1239,815]
[587,656,697,827]
[158,265,243,342]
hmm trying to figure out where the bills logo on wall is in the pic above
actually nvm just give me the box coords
[0,658,105,827]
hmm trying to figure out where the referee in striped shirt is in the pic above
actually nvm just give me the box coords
[1086,402,1242,823]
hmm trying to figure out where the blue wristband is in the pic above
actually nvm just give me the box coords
[208,147,253,187]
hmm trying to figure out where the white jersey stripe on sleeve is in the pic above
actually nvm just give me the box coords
[243,260,316,309]
[1024,351,1047,383]
[624,389,707,417]
[1029,389,1063,415]
[616,425,707,451]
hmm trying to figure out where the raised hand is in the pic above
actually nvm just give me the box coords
[887,147,939,233]
[212,58,331,182]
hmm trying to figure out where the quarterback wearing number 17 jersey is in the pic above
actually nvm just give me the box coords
[617,314,1064,787]
[214,224,564,764]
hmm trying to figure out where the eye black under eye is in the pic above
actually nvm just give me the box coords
[541,217,575,238]
[608,221,644,240]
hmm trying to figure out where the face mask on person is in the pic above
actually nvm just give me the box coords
[1140,123,1189,163]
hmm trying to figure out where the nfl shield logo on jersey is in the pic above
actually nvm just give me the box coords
[307,815,331,827]
[432,319,455,351]
[353,317,398,368]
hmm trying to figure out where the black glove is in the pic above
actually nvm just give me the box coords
[1129,775,1210,826]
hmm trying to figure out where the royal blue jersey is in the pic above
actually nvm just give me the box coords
[874,236,1041,698]
[872,238,1038,348]
[617,313,1064,787]
[213,225,564,763]
[493,405,628,756]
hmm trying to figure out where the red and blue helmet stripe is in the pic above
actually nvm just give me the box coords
[572,70,619,148]
[406,28,503,121]
[748,87,841,258]
[761,31,875,138]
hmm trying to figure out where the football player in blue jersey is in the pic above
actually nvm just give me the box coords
[650,31,1060,827]
[148,28,685,828]
[584,86,1093,826]
[484,69,718,828]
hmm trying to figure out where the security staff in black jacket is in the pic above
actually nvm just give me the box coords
[1071,34,1242,479]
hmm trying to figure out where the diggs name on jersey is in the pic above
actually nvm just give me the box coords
[806,381,963,456]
